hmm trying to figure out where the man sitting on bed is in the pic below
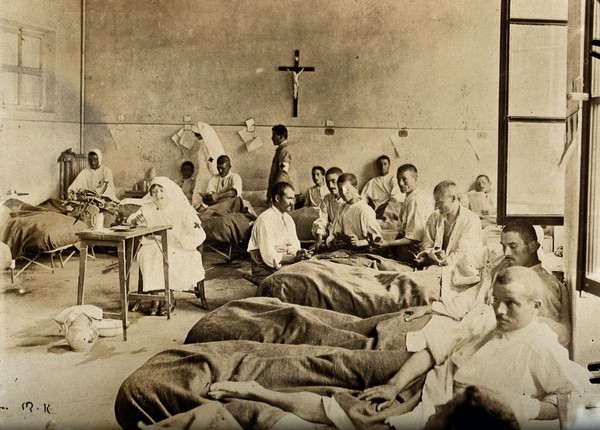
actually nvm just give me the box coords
[303,165,329,208]
[360,154,403,218]
[416,180,481,267]
[325,173,383,250]
[311,166,345,251]
[375,164,434,264]
[468,174,496,215]
[68,148,118,202]
[208,266,590,429]
[198,155,243,208]
[247,182,310,281]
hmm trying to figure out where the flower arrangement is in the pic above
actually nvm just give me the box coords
[65,185,120,226]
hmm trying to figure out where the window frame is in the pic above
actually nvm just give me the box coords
[0,19,55,112]
[497,0,567,226]
[578,0,600,295]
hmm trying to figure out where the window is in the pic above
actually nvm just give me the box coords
[0,19,55,112]
[581,0,600,295]
[497,0,568,225]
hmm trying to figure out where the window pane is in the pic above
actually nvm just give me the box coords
[587,103,600,278]
[21,73,42,106]
[507,122,565,216]
[509,25,567,117]
[593,2,600,98]
[21,34,41,69]
[0,71,18,104]
[510,0,568,21]
[0,30,19,66]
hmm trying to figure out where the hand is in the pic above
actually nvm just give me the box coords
[314,236,325,251]
[403,305,431,321]
[414,250,429,264]
[295,248,311,261]
[349,234,359,247]
[357,384,401,412]
[429,247,447,266]
[367,232,384,248]
[132,213,147,226]
[212,193,220,203]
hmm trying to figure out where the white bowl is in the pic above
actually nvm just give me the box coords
[97,319,122,337]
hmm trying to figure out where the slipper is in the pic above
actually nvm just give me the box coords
[148,300,160,316]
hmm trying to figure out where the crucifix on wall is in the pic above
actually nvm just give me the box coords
[278,50,315,117]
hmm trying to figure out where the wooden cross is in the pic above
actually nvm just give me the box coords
[278,50,315,117]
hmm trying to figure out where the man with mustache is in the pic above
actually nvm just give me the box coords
[247,181,309,282]
[404,219,571,347]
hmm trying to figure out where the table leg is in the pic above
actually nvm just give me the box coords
[160,230,170,319]
[117,240,128,341]
[77,242,88,305]
[125,237,134,293]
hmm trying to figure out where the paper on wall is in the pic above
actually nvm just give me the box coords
[238,129,255,143]
[171,128,184,145]
[245,118,255,132]
[179,130,197,149]
[389,132,402,157]
[110,126,127,150]
[245,135,263,152]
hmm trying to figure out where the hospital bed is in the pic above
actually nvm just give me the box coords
[1,198,88,282]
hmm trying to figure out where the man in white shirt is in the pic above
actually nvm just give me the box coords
[417,180,482,267]
[199,155,243,207]
[311,167,345,251]
[247,182,309,281]
[68,148,118,202]
[404,219,571,348]
[376,164,434,264]
[360,155,403,218]
[326,173,383,249]
[362,266,589,429]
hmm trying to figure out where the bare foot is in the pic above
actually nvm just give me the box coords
[208,380,265,401]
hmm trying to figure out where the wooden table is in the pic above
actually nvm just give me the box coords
[122,189,148,199]
[76,225,172,340]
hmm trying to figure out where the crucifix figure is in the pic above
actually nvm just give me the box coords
[278,50,315,117]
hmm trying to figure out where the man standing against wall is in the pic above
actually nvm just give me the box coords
[267,124,297,201]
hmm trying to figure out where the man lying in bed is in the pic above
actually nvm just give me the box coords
[115,267,591,428]
[246,182,310,282]
[404,219,571,348]
[207,267,589,429]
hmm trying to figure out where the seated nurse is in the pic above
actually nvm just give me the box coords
[128,177,206,316]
